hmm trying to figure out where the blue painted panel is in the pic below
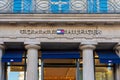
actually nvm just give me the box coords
[61,3,69,13]
[23,0,32,13]
[87,0,92,13]
[61,0,69,1]
[87,0,97,13]
[93,0,97,13]
[51,4,59,13]
[51,0,59,2]
[99,0,108,13]
[13,0,22,13]
[51,0,69,13]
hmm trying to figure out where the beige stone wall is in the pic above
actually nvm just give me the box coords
[0,23,120,44]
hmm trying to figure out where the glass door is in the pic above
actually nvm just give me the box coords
[41,59,77,80]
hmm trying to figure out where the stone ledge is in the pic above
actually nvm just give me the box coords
[0,14,120,22]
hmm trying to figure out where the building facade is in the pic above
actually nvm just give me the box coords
[0,0,120,80]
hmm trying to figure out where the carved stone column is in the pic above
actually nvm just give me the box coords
[80,44,96,80]
[115,45,120,80]
[25,44,40,80]
[0,45,4,80]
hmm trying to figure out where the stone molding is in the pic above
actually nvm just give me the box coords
[80,44,96,50]
[0,14,120,22]
[0,22,119,43]
[25,44,40,50]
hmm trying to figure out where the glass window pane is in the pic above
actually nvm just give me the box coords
[44,67,76,80]
[7,66,25,80]
[95,53,114,80]
[39,59,78,80]
[95,67,114,80]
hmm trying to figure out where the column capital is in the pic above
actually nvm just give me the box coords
[24,42,40,45]
[0,45,4,49]
[25,44,40,50]
[80,44,96,50]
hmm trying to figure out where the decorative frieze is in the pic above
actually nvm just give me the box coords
[0,23,119,43]
[0,0,120,13]
[19,29,102,35]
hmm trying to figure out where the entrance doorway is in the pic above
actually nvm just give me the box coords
[41,59,80,80]
[40,43,81,80]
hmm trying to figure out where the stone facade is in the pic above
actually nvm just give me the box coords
[0,23,120,44]
[0,13,120,80]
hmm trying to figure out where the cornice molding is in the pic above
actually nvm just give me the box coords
[0,14,120,22]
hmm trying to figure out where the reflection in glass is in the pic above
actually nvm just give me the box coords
[7,66,24,80]
[95,67,114,80]
[43,67,76,80]
[95,52,114,80]
[95,58,114,80]
[39,59,77,80]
